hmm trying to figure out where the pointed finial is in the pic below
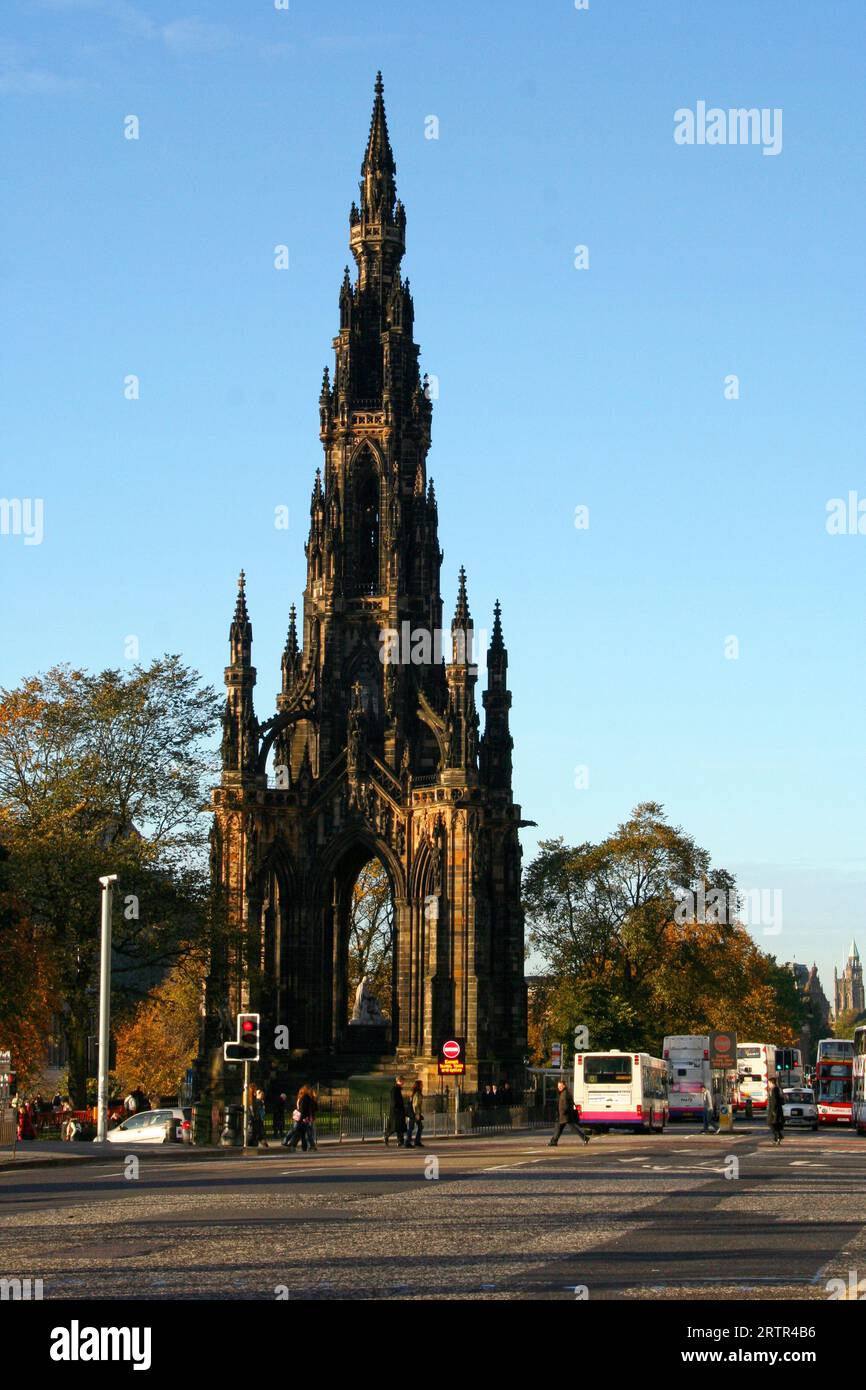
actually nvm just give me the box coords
[375,70,384,96]
[491,599,504,651]
[452,566,472,629]
[234,569,249,622]
[285,603,299,658]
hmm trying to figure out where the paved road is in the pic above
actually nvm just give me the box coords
[1,1126,863,1300]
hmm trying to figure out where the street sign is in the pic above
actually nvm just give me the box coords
[574,1025,589,1049]
[0,1051,10,1066]
[551,1042,562,1069]
[438,1037,466,1076]
[709,1030,737,1070]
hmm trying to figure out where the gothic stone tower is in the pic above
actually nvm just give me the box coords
[834,940,864,1018]
[207,75,527,1090]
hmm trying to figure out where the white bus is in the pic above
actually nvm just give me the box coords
[735,1041,777,1112]
[852,1028,866,1135]
[663,1035,712,1121]
[573,1050,669,1133]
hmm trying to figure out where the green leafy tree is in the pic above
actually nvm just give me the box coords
[0,658,221,1104]
[526,804,803,1059]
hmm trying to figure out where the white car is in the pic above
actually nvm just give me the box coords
[102,1107,191,1144]
[782,1087,818,1131]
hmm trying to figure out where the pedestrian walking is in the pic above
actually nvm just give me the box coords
[17,1102,36,1142]
[306,1087,318,1150]
[701,1084,715,1134]
[548,1079,591,1147]
[767,1079,785,1145]
[406,1079,424,1147]
[384,1075,407,1146]
[251,1088,268,1147]
[285,1086,314,1151]
[272,1090,286,1140]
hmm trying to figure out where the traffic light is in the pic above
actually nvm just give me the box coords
[223,1012,260,1063]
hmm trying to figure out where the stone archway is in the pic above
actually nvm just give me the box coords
[315,831,407,1056]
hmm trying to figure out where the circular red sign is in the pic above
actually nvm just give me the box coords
[442,1040,461,1060]
[714,1036,732,1054]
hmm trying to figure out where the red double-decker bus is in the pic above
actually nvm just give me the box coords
[815,1038,853,1126]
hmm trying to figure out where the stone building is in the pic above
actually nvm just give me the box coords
[834,940,864,1019]
[205,76,528,1091]
[789,961,831,1064]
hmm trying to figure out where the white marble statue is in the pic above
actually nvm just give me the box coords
[350,975,386,1025]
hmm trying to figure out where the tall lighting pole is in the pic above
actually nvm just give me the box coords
[96,874,118,1142]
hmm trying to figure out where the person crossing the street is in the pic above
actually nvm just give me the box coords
[548,1079,591,1147]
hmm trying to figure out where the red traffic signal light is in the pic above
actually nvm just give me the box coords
[223,1012,261,1063]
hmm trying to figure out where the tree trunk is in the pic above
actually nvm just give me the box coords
[65,994,90,1108]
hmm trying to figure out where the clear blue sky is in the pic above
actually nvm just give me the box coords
[2,0,864,1002]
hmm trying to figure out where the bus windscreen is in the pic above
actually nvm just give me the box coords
[818,1078,852,1102]
[584,1056,633,1085]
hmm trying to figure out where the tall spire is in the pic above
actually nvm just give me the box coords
[229,570,252,666]
[452,565,471,628]
[286,603,298,659]
[280,603,300,697]
[349,73,405,298]
[490,598,504,652]
[360,70,397,222]
[450,567,474,665]
[480,600,513,792]
[222,570,257,778]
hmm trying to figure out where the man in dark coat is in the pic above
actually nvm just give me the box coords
[549,1079,590,1146]
[767,1079,785,1145]
[384,1076,406,1147]
[271,1090,286,1140]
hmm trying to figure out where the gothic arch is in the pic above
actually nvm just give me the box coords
[351,444,383,595]
[312,823,406,905]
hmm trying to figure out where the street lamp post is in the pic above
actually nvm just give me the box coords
[96,874,118,1143]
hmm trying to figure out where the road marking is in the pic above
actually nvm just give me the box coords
[481,1159,544,1173]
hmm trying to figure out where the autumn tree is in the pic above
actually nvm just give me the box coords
[347,858,393,1018]
[0,659,221,1104]
[525,804,803,1056]
[0,840,56,1090]
[114,958,203,1098]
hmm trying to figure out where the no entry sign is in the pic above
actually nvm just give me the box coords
[438,1037,466,1075]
